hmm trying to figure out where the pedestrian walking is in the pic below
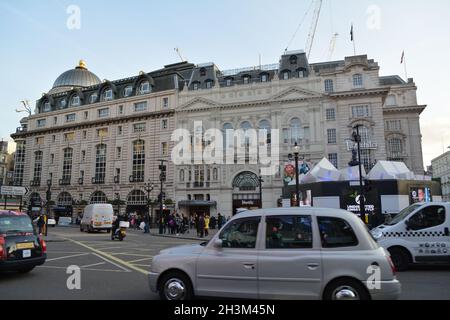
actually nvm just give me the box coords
[204,215,210,237]
[198,215,205,238]
[36,214,45,235]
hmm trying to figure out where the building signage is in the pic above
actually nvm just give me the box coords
[283,160,314,187]
[410,187,431,204]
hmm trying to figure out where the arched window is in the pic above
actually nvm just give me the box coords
[259,120,271,144]
[179,169,185,182]
[57,192,72,206]
[289,55,298,65]
[282,70,290,80]
[213,168,218,180]
[260,73,268,83]
[290,118,302,144]
[205,79,213,89]
[240,121,252,146]
[90,191,107,204]
[192,81,200,90]
[43,101,51,112]
[324,79,334,93]
[62,148,73,183]
[232,171,259,192]
[127,190,147,205]
[95,144,107,183]
[199,68,207,77]
[132,140,145,182]
[71,95,80,106]
[223,123,233,149]
[138,81,150,94]
[359,126,371,143]
[353,74,363,88]
[124,85,133,97]
[29,192,42,206]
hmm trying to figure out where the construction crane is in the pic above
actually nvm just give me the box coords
[305,0,323,60]
[327,32,339,60]
[174,47,186,62]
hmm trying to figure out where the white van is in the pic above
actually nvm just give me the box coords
[80,204,114,233]
[371,202,450,271]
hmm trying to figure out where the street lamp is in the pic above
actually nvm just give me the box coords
[258,175,264,209]
[115,193,121,216]
[351,125,366,223]
[45,178,52,236]
[144,180,154,232]
[292,142,301,207]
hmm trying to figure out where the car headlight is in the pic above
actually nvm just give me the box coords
[371,229,383,240]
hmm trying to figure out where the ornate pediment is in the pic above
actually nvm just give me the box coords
[271,87,322,102]
[178,97,221,112]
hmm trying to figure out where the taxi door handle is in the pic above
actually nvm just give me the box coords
[307,263,320,270]
[243,263,255,270]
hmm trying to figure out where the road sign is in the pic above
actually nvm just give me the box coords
[1,186,28,196]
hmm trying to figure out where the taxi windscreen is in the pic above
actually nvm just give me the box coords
[0,215,34,234]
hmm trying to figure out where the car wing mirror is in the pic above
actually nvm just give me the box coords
[213,239,223,249]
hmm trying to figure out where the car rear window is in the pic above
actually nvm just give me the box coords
[317,217,358,248]
[0,215,34,234]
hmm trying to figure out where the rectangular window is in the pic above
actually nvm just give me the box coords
[35,137,44,145]
[64,132,75,142]
[43,102,51,112]
[133,123,146,133]
[161,119,168,129]
[98,108,109,118]
[50,154,54,164]
[261,74,268,82]
[52,135,56,142]
[326,108,336,121]
[226,79,232,87]
[265,216,313,249]
[317,217,358,248]
[163,97,169,108]
[104,89,113,101]
[62,148,73,182]
[328,153,338,168]
[97,128,108,138]
[124,86,133,97]
[353,74,363,88]
[37,119,46,128]
[53,117,58,125]
[90,93,98,104]
[117,147,122,159]
[134,101,148,112]
[324,79,334,93]
[118,126,123,135]
[66,113,76,122]
[193,83,199,90]
[161,142,168,156]
[386,120,401,131]
[327,129,337,144]
[82,130,87,139]
[351,105,370,118]
[84,111,88,120]
[118,105,124,114]
[33,152,43,183]
[81,150,86,162]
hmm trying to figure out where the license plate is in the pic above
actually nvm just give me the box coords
[23,250,31,258]
[94,222,102,226]
[17,242,35,250]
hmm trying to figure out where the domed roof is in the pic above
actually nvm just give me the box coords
[49,60,101,94]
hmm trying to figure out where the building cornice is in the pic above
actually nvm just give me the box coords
[11,109,175,139]
[383,105,426,115]
[329,88,389,99]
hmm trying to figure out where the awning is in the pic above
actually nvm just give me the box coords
[178,200,217,208]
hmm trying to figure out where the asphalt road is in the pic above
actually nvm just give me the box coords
[0,227,449,300]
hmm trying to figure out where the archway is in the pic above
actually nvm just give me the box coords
[90,191,107,204]
[55,192,73,219]
[126,190,148,219]
[232,171,261,215]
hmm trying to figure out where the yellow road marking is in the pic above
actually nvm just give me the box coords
[64,238,149,275]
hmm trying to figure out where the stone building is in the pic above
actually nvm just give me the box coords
[432,151,450,202]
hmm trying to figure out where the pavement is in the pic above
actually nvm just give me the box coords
[0,226,449,300]
[149,227,218,241]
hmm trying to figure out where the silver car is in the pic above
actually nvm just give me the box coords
[148,208,401,300]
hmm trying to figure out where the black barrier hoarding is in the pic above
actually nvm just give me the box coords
[341,186,380,216]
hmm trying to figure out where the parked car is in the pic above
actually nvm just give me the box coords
[371,202,450,271]
[149,208,400,300]
[80,204,113,233]
[0,210,47,273]
[47,218,57,228]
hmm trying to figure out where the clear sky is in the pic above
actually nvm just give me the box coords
[1,0,449,167]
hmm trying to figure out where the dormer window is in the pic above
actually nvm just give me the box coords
[205,80,213,89]
[353,74,363,88]
[200,68,207,77]
[103,89,113,101]
[71,95,80,106]
[261,74,268,82]
[43,102,51,112]
[282,71,290,80]
[124,86,133,97]
[60,99,67,108]
[297,69,305,78]
[243,75,250,84]
[90,93,98,104]
[193,82,200,90]
[139,81,150,94]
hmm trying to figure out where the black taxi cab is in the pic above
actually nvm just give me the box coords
[0,210,47,273]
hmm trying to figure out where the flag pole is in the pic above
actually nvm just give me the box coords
[403,53,408,81]
[351,23,356,56]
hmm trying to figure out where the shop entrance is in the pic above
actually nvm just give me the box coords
[232,171,261,215]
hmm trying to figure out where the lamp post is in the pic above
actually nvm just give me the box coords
[144,180,154,232]
[258,175,264,209]
[352,125,366,222]
[45,178,52,236]
[293,142,301,207]
[158,160,167,235]
[115,193,121,216]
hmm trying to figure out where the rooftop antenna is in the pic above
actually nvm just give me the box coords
[174,47,186,62]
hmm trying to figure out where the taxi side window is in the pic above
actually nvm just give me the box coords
[318,217,358,248]
[219,217,260,249]
[409,206,446,230]
[265,216,313,249]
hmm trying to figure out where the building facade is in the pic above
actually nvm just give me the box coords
[11,61,195,220]
[174,51,426,217]
[0,141,8,185]
[432,151,450,202]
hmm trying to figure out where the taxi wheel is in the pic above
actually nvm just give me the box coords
[388,247,410,271]
[159,272,194,301]
[323,278,370,300]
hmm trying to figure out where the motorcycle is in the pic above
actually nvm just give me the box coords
[111,221,129,241]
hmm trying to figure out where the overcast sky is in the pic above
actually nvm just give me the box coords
[1,0,449,166]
